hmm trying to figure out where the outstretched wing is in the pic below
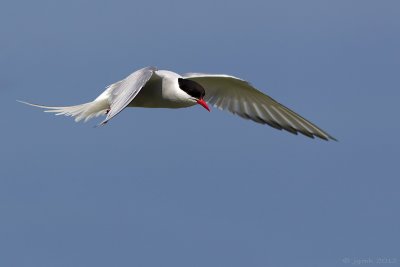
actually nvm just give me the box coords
[100,66,157,125]
[183,73,336,141]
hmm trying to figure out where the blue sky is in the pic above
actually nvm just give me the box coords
[1,0,399,266]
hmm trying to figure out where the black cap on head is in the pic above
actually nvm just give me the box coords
[178,78,205,99]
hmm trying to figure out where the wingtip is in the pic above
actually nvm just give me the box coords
[328,135,338,142]
[95,120,108,127]
[317,133,338,142]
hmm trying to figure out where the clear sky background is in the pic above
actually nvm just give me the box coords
[1,0,399,266]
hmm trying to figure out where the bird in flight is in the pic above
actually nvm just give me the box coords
[19,66,336,141]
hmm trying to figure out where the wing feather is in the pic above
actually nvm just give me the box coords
[183,73,336,141]
[100,66,157,125]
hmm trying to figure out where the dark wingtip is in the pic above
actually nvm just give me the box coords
[328,135,338,142]
[94,120,108,128]
[314,133,338,142]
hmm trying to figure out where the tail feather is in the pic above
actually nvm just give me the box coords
[17,100,109,122]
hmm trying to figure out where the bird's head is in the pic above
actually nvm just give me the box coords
[178,78,210,112]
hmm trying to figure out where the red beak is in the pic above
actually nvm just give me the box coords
[196,98,210,112]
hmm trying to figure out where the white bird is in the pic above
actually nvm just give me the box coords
[19,66,336,141]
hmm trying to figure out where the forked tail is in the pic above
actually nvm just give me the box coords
[17,99,110,123]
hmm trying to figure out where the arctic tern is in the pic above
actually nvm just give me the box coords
[19,66,336,141]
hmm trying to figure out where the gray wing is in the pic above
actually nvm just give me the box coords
[183,73,336,141]
[100,66,157,125]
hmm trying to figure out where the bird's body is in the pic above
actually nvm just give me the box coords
[19,66,336,141]
[127,70,196,109]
